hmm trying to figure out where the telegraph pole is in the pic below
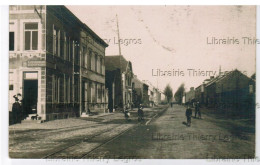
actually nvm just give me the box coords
[116,14,122,56]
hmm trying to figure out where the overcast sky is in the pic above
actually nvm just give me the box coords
[67,6,256,93]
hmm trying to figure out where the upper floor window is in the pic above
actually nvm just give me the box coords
[83,46,87,68]
[88,50,92,70]
[9,32,14,51]
[95,54,98,72]
[63,32,67,60]
[24,23,38,50]
[53,26,60,56]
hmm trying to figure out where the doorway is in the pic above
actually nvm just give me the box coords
[23,80,38,116]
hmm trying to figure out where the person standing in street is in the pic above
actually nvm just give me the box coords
[195,101,201,119]
[185,104,192,127]
[194,101,199,118]
[12,94,22,124]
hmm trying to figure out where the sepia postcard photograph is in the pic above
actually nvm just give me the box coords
[5,4,258,161]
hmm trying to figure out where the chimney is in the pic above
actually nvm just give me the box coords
[210,76,214,79]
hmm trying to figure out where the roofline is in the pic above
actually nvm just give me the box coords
[49,5,108,47]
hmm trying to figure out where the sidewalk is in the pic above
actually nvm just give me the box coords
[9,112,119,131]
[9,106,164,131]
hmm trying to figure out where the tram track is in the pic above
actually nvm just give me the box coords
[42,124,130,159]
[42,107,168,159]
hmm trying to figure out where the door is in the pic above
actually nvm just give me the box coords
[23,72,38,116]
[82,82,88,112]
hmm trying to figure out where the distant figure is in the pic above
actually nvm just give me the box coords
[185,104,192,127]
[195,102,201,119]
[124,109,130,121]
[138,104,144,121]
[127,101,130,110]
[171,102,173,108]
[87,108,91,115]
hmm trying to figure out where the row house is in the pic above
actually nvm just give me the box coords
[142,80,154,107]
[142,80,162,107]
[105,55,133,112]
[9,5,108,121]
[185,87,195,104]
[132,75,149,107]
[195,69,255,116]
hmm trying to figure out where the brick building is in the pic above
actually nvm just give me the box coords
[9,5,108,121]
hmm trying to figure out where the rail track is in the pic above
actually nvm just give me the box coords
[42,106,168,159]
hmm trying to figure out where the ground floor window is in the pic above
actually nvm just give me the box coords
[52,75,59,103]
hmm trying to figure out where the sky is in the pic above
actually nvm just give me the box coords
[67,5,256,94]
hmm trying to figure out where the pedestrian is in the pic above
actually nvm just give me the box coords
[194,101,201,119]
[12,94,22,124]
[185,104,192,127]
[138,104,144,122]
[197,101,201,119]
[124,108,130,121]
[195,102,199,118]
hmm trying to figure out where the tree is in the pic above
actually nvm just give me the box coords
[164,84,173,103]
[174,83,185,104]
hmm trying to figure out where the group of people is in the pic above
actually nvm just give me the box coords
[185,101,201,127]
[124,104,144,122]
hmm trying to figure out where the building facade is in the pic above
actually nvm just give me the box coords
[105,55,133,112]
[9,5,108,121]
[195,69,255,116]
[132,75,149,107]
[185,87,195,104]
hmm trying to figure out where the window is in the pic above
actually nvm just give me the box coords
[59,78,64,102]
[9,32,14,51]
[64,76,67,103]
[64,33,67,60]
[9,84,14,90]
[83,46,87,68]
[52,75,60,103]
[91,83,96,103]
[70,40,73,61]
[97,84,102,102]
[74,78,79,102]
[95,54,98,72]
[75,41,79,65]
[66,77,70,103]
[88,50,92,70]
[91,52,95,71]
[24,23,38,50]
[53,26,60,56]
[100,58,103,74]
[67,37,70,61]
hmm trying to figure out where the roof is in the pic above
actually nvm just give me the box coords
[47,6,108,47]
[204,69,254,87]
[105,55,131,72]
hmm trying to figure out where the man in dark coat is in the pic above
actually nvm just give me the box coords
[185,104,192,127]
[12,94,22,124]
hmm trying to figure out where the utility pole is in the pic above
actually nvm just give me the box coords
[116,14,122,56]
[116,14,125,110]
